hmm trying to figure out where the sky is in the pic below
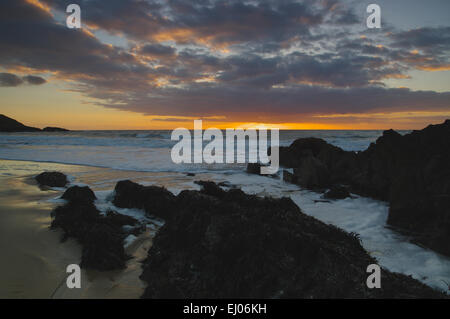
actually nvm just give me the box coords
[0,0,449,130]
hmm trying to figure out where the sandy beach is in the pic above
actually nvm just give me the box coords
[0,160,152,299]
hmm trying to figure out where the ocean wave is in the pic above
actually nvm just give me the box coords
[0,130,384,171]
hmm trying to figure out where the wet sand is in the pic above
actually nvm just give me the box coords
[4,159,447,297]
[0,160,152,299]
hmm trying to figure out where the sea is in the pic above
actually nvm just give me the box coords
[0,130,385,172]
[0,129,449,294]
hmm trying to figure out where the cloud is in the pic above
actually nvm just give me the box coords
[1,0,449,124]
[337,26,450,73]
[90,84,450,123]
[139,43,176,58]
[42,0,328,47]
[23,75,47,85]
[0,73,23,87]
[391,27,450,51]
[0,72,46,87]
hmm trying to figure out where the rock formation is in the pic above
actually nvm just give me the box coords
[113,180,177,219]
[35,171,68,187]
[261,120,450,256]
[140,181,444,298]
[43,176,446,297]
[50,185,142,271]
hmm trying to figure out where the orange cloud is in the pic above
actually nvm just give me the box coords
[25,0,52,14]
[417,64,450,71]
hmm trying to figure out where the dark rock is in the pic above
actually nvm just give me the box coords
[80,221,128,270]
[246,163,262,175]
[217,181,234,188]
[186,173,195,177]
[278,138,357,188]
[43,127,69,132]
[105,210,139,227]
[282,170,297,184]
[362,121,450,255]
[278,138,349,169]
[293,156,329,188]
[141,183,443,298]
[61,186,96,203]
[0,114,40,132]
[276,119,450,257]
[113,180,176,219]
[51,201,128,271]
[35,171,68,187]
[194,180,226,198]
[247,163,276,177]
[324,185,351,200]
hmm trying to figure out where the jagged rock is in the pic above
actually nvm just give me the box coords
[279,138,349,169]
[217,181,234,188]
[194,180,226,198]
[35,171,68,187]
[246,163,262,175]
[246,163,278,177]
[324,185,351,200]
[293,156,329,189]
[51,201,128,271]
[51,186,143,271]
[283,170,297,184]
[105,210,139,227]
[278,138,357,188]
[113,180,176,219]
[141,182,444,298]
[61,186,96,203]
[275,119,450,257]
[80,222,128,270]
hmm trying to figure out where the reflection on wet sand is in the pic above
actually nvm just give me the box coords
[0,160,152,299]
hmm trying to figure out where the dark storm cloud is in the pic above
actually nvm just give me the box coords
[164,0,324,45]
[94,84,450,122]
[0,73,46,87]
[0,0,153,81]
[23,75,47,85]
[0,73,23,87]
[140,44,177,57]
[209,52,402,88]
[42,0,329,46]
[391,27,450,51]
[2,0,449,120]
[338,26,450,71]
[388,27,450,70]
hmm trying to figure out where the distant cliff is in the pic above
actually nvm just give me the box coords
[0,114,68,132]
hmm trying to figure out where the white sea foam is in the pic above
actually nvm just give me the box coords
[224,172,450,293]
[124,234,138,248]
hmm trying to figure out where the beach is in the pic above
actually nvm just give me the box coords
[0,156,449,297]
[0,160,153,298]
[2,0,450,304]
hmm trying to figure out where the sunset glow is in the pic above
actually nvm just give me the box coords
[1,0,449,130]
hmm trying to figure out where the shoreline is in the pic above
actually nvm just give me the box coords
[0,173,80,298]
[0,161,152,299]
[0,159,449,297]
